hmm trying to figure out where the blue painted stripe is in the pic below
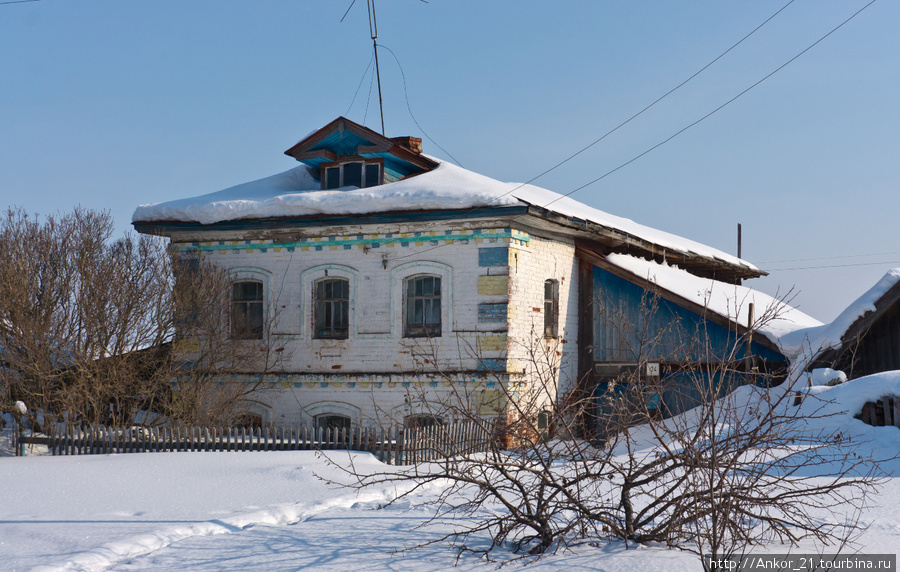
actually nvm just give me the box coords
[478,247,509,267]
[478,303,508,323]
[476,359,506,372]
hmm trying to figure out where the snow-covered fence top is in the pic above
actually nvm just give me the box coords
[16,420,494,466]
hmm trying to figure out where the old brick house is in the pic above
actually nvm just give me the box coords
[133,117,818,430]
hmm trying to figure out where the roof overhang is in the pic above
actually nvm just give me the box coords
[576,246,783,355]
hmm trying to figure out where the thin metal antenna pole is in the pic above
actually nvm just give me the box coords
[368,0,385,135]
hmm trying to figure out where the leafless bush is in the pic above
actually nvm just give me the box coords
[331,291,885,565]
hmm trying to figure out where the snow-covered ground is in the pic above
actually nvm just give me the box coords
[4,374,900,572]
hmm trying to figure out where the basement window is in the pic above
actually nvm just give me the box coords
[405,414,444,429]
[322,161,382,190]
[315,414,352,433]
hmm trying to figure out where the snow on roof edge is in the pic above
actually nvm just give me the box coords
[604,253,822,351]
[779,268,900,367]
[133,160,757,272]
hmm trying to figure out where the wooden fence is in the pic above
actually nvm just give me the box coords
[15,419,494,465]
[859,395,900,429]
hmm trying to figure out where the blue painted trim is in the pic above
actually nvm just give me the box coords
[175,229,529,253]
[478,303,508,323]
[477,359,506,372]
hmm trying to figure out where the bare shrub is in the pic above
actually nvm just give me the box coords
[330,292,885,565]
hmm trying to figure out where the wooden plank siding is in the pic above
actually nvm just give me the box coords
[582,261,788,420]
[833,299,900,379]
[591,265,784,364]
[811,281,900,380]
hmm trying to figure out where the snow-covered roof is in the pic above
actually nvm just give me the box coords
[132,161,757,273]
[604,253,823,350]
[779,268,900,364]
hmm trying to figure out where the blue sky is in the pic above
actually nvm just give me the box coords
[2,0,898,322]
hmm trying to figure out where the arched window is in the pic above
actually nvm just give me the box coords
[405,275,441,337]
[232,280,264,339]
[315,414,352,433]
[314,278,349,339]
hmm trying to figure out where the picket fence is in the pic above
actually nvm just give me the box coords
[15,419,494,465]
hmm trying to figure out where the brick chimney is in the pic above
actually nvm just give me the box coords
[390,136,423,154]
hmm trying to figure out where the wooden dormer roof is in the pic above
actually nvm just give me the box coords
[284,117,438,183]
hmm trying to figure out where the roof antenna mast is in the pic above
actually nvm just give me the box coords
[367,0,386,135]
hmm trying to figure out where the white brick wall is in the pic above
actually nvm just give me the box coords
[170,218,579,426]
[506,234,579,402]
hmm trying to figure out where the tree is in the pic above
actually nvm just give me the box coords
[0,207,286,429]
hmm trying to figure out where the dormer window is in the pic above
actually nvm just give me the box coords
[322,161,382,190]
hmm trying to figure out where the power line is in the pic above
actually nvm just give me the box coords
[340,0,358,23]
[393,0,870,262]
[758,250,900,265]
[541,0,878,210]
[499,0,798,202]
[345,52,375,117]
[379,43,464,167]
[764,259,900,272]
[389,0,801,261]
[0,0,41,5]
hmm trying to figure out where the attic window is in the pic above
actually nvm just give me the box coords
[322,161,382,190]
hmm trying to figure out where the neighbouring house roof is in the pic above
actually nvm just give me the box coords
[782,268,900,370]
[586,253,822,354]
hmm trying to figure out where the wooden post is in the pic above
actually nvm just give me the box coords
[746,302,755,384]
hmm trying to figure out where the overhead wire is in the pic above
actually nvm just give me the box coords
[363,49,377,125]
[389,0,843,262]
[496,0,798,204]
[542,0,878,210]
[758,250,900,265]
[764,259,900,272]
[379,43,464,167]
[345,52,376,117]
[340,0,358,23]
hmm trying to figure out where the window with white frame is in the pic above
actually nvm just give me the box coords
[231,280,264,339]
[322,161,382,190]
[314,278,349,339]
[404,275,441,337]
[544,279,559,338]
